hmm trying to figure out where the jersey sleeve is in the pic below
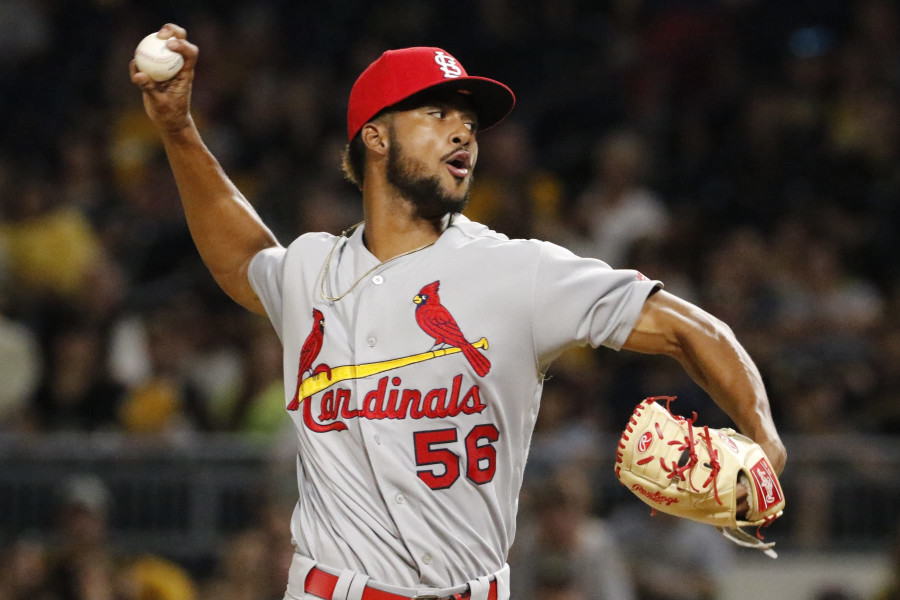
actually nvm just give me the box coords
[247,245,288,341]
[531,240,661,366]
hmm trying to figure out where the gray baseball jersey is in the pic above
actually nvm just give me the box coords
[248,215,660,590]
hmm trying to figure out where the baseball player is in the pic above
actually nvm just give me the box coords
[131,24,786,600]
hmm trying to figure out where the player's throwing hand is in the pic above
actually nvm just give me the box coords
[129,23,198,134]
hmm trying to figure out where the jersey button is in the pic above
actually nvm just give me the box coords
[367,336,376,347]
[374,434,381,445]
[395,494,406,505]
[372,275,384,285]
[422,553,432,565]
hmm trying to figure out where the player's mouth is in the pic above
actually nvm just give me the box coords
[444,150,471,179]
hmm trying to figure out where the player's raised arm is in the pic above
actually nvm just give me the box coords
[130,23,279,315]
[622,289,786,474]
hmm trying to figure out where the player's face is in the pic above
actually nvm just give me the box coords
[385,93,479,219]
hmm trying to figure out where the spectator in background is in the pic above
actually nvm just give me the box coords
[608,505,734,600]
[213,316,291,437]
[524,360,605,481]
[570,129,669,268]
[509,470,636,600]
[118,297,214,434]
[43,475,119,600]
[770,229,884,344]
[198,500,293,600]
[531,559,588,600]
[0,172,102,303]
[699,228,776,337]
[0,536,53,600]
[29,322,124,432]
[43,474,199,600]
[465,121,564,242]
[116,555,198,600]
[200,530,282,600]
[58,131,111,220]
[0,301,42,430]
[862,311,900,434]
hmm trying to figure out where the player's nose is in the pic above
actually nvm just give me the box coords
[448,113,474,146]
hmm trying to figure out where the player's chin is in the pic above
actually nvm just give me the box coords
[414,192,469,220]
[443,172,472,195]
[445,185,471,211]
[438,197,470,217]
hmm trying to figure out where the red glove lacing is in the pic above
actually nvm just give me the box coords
[617,397,724,508]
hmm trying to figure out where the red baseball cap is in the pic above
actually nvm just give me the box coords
[347,47,516,141]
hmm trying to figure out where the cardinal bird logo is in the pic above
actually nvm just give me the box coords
[287,309,332,410]
[413,281,491,377]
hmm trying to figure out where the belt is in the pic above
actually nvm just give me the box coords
[304,566,498,600]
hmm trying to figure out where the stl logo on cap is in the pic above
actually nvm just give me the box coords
[434,51,463,78]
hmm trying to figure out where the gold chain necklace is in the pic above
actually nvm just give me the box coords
[319,221,439,302]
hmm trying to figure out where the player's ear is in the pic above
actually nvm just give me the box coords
[361,121,389,157]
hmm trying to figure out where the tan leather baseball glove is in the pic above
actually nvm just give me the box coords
[614,396,786,558]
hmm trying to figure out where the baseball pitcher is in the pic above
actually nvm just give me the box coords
[131,24,786,600]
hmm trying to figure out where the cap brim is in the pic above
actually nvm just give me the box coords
[392,77,516,132]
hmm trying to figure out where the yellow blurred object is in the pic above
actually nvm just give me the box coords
[467,171,564,227]
[465,178,502,225]
[108,108,166,187]
[127,555,198,600]
[531,173,563,218]
[120,378,180,433]
[109,108,208,188]
[0,206,101,298]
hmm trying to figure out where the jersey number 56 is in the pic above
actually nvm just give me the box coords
[413,424,500,490]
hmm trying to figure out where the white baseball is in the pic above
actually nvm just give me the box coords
[134,32,185,82]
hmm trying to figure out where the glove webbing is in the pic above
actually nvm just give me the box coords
[617,397,724,503]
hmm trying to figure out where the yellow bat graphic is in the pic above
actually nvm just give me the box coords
[295,337,489,403]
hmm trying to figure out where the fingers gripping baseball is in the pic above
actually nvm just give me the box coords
[130,24,199,134]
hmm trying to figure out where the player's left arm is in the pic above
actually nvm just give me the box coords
[622,289,786,474]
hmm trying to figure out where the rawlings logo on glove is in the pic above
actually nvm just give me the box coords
[615,397,786,558]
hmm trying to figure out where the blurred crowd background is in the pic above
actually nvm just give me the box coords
[1,0,899,599]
